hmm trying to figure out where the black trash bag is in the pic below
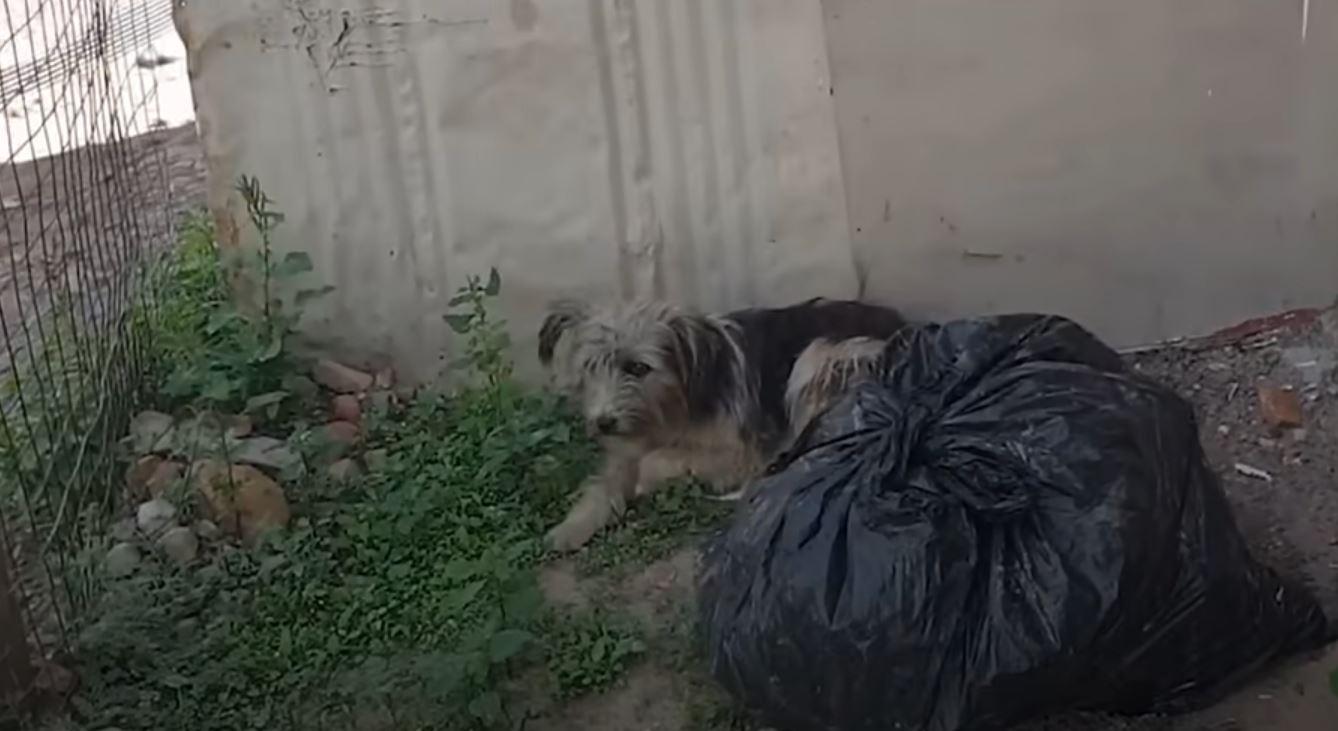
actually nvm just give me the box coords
[698,314,1329,731]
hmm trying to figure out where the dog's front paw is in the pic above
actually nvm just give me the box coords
[544,514,601,553]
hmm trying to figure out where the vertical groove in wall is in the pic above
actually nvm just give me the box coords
[618,0,665,301]
[365,3,410,363]
[392,0,437,362]
[588,0,633,301]
[293,14,349,354]
[407,0,456,381]
[585,0,767,308]
[648,0,700,307]
[683,0,725,309]
[719,0,758,305]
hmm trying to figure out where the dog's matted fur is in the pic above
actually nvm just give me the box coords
[537,296,907,551]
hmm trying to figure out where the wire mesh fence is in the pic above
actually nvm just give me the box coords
[0,0,178,719]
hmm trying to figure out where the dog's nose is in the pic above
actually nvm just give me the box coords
[595,416,618,435]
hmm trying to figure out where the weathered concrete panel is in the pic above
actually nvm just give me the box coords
[824,0,1338,347]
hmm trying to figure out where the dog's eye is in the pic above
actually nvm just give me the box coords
[622,360,652,378]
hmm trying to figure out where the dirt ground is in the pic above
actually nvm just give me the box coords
[1122,309,1338,731]
[10,120,1335,729]
[538,308,1338,731]
[0,122,205,372]
[0,122,206,664]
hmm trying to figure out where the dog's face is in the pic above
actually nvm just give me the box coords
[539,300,724,444]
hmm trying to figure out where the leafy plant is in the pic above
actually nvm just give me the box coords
[155,179,331,418]
[62,259,644,730]
[444,268,511,387]
[543,610,645,700]
[579,479,734,576]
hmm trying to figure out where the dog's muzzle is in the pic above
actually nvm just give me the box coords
[590,416,619,437]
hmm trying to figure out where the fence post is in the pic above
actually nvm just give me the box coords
[0,549,34,712]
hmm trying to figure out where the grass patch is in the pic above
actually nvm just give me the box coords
[69,384,600,729]
[577,481,734,577]
[542,610,646,701]
[53,189,666,730]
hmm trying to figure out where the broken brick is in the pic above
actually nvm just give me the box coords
[331,394,362,425]
[1256,385,1302,429]
[312,359,374,394]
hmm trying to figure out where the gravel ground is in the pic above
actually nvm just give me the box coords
[1121,308,1338,731]
[1129,311,1338,623]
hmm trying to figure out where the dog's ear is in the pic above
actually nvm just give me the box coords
[538,300,588,367]
[665,314,731,417]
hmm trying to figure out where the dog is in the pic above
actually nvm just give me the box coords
[537,296,907,551]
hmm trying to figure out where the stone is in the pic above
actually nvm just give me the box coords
[313,421,361,460]
[194,461,291,546]
[331,394,362,424]
[366,390,397,415]
[1320,307,1338,347]
[285,374,321,400]
[231,436,302,473]
[226,414,254,438]
[194,519,222,541]
[1257,385,1303,429]
[144,460,184,499]
[109,517,137,543]
[327,458,363,482]
[393,382,418,404]
[321,420,361,444]
[127,410,175,454]
[136,499,178,537]
[135,50,176,69]
[157,526,199,565]
[1281,346,1335,387]
[165,414,229,458]
[313,359,374,394]
[374,367,395,390]
[363,448,390,471]
[105,542,141,578]
[125,455,163,499]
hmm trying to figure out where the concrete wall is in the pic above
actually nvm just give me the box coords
[177,0,855,384]
[179,1,1338,381]
[823,0,1338,347]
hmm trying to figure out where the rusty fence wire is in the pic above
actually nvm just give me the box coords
[0,0,177,718]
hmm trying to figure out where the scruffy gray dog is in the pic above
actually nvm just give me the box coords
[537,297,906,552]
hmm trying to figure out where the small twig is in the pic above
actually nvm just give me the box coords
[217,411,237,496]
[1240,336,1278,351]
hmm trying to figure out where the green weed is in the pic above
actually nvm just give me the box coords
[578,480,734,576]
[153,177,331,418]
[58,240,664,729]
[444,268,511,388]
[542,610,646,700]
